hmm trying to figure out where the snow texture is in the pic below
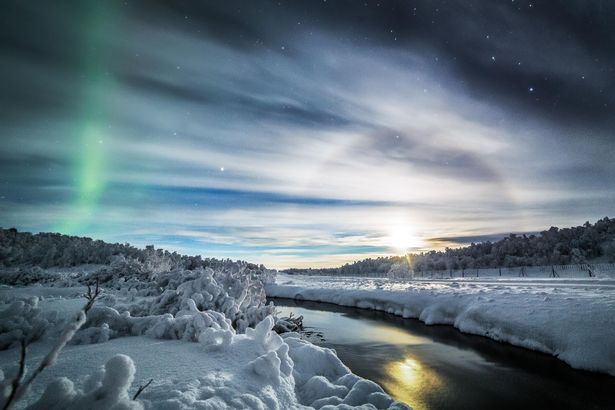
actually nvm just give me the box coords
[0,266,409,409]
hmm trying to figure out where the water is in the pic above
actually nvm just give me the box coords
[271,298,615,410]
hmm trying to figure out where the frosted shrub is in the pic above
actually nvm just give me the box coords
[148,267,274,333]
[0,297,50,349]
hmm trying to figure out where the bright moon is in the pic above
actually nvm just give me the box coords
[388,225,423,252]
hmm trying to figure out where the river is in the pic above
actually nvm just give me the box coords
[271,298,614,410]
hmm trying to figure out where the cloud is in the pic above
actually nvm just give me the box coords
[1,0,614,268]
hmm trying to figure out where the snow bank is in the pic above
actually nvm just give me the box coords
[267,274,615,376]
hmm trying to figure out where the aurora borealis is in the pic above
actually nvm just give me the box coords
[1,1,614,268]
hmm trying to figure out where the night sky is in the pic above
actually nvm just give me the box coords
[1,1,614,268]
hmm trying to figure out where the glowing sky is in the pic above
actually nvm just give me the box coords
[1,1,614,268]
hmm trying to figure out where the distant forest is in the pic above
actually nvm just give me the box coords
[284,217,615,276]
[2,217,614,277]
[0,228,265,273]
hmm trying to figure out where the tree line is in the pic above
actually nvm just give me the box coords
[0,228,266,274]
[284,217,615,276]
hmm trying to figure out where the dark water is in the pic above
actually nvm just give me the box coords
[270,298,615,410]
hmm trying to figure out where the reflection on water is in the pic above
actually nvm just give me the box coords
[383,356,441,410]
[271,298,615,410]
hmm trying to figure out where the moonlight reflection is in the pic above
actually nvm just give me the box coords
[384,355,442,410]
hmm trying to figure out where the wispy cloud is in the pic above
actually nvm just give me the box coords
[1,1,614,268]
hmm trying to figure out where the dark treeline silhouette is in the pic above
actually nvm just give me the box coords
[284,217,615,276]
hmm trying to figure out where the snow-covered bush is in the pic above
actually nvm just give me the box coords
[0,267,58,286]
[73,300,234,344]
[0,297,51,349]
[147,267,275,333]
[73,266,274,344]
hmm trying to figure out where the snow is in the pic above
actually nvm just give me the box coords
[26,354,143,410]
[0,268,409,409]
[6,252,612,409]
[266,274,615,376]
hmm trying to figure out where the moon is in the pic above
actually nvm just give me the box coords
[388,224,423,253]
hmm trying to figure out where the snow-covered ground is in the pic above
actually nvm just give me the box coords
[0,268,409,409]
[266,274,615,376]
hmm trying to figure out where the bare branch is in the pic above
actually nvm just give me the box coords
[84,280,101,314]
[2,339,27,410]
[132,378,153,400]
[3,283,103,409]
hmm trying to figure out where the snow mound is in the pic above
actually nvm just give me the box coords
[24,354,142,410]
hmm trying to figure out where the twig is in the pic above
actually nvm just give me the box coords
[132,378,153,400]
[84,280,102,313]
[2,340,27,410]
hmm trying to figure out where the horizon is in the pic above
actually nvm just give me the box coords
[2,1,614,269]
[4,215,610,270]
